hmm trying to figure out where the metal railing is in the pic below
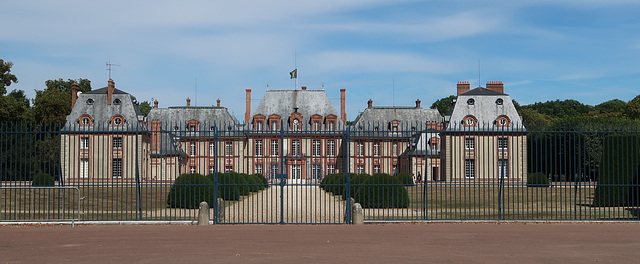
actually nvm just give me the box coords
[1,121,639,223]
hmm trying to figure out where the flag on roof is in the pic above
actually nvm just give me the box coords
[290,69,297,79]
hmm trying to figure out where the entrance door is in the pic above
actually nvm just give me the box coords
[432,166,440,181]
[290,164,302,183]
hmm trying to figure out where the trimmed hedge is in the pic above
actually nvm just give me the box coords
[208,172,270,201]
[593,135,640,206]
[354,173,410,208]
[167,173,217,209]
[32,173,55,186]
[527,172,550,187]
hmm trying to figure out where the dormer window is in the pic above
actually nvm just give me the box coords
[113,98,121,105]
[390,120,400,132]
[313,121,320,131]
[467,98,475,105]
[110,115,126,127]
[86,98,94,105]
[496,98,504,105]
[495,116,510,127]
[271,121,277,131]
[79,115,93,127]
[256,121,263,131]
[292,119,300,130]
[462,115,477,127]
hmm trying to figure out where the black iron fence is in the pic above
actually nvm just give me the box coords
[1,121,639,223]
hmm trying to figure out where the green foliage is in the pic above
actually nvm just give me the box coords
[32,173,55,186]
[595,99,627,115]
[32,78,91,123]
[625,95,640,120]
[593,135,640,207]
[397,172,415,186]
[354,173,409,208]
[0,59,18,96]
[520,99,593,119]
[167,173,217,209]
[139,101,152,116]
[430,95,456,116]
[526,172,550,187]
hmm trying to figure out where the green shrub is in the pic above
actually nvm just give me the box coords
[167,173,217,209]
[593,135,640,206]
[354,173,410,208]
[527,172,550,187]
[348,173,369,199]
[209,173,241,201]
[397,172,415,186]
[32,173,55,186]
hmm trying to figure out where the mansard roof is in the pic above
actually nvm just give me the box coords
[447,86,525,131]
[248,89,344,129]
[64,85,144,131]
[351,106,442,129]
[147,106,239,127]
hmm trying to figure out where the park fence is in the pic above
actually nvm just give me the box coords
[1,121,639,224]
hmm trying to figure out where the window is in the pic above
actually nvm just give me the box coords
[209,166,215,174]
[225,165,233,172]
[113,137,123,149]
[292,139,301,156]
[498,159,508,179]
[312,140,321,157]
[270,164,279,178]
[209,142,215,156]
[255,164,263,175]
[113,98,121,105]
[496,98,504,105]
[467,98,475,105]
[80,158,89,179]
[255,140,263,157]
[392,165,397,175]
[292,119,300,130]
[463,115,477,127]
[373,142,380,157]
[80,137,89,149]
[189,166,196,173]
[112,158,123,178]
[225,142,233,156]
[465,138,475,150]
[357,165,365,174]
[271,139,279,157]
[312,164,322,180]
[496,116,510,127]
[328,121,335,131]
[465,159,475,179]
[498,137,508,150]
[357,142,364,157]
[313,121,320,131]
[327,140,335,157]
[86,98,94,105]
[256,121,263,131]
[373,165,380,174]
[392,142,398,156]
[271,121,278,131]
[327,164,335,175]
[81,117,91,125]
[190,142,196,156]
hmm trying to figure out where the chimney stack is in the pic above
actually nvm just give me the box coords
[486,81,504,94]
[301,86,307,90]
[340,89,346,123]
[107,79,115,105]
[186,97,191,107]
[245,89,251,124]
[367,99,373,108]
[217,98,221,107]
[71,82,79,108]
[153,99,158,108]
[457,81,470,95]
[151,121,161,153]
[415,99,421,108]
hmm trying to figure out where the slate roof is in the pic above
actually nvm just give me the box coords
[63,84,145,132]
[446,87,525,131]
[352,106,442,129]
[147,106,242,137]
[247,89,345,130]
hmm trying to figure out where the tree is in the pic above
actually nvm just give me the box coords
[0,59,18,95]
[520,99,593,119]
[625,95,640,120]
[139,101,152,116]
[595,99,626,115]
[430,95,456,116]
[32,78,91,123]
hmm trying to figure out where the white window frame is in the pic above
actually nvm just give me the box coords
[312,140,321,157]
[112,137,123,149]
[357,142,364,157]
[465,137,475,150]
[112,158,123,178]
[271,139,279,157]
[225,141,233,156]
[327,140,335,157]
[80,137,89,150]
[465,159,475,179]
[373,142,380,157]
[255,140,263,157]
[292,139,300,156]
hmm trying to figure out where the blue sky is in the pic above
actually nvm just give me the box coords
[2,0,639,121]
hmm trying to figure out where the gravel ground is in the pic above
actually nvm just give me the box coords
[223,185,347,224]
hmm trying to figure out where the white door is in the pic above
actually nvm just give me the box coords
[290,164,302,183]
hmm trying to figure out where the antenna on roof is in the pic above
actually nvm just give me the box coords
[393,76,396,108]
[195,76,198,107]
[106,59,120,79]
[478,59,481,87]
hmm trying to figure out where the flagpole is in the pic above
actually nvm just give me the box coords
[295,49,298,90]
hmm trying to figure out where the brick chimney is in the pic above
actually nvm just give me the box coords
[153,99,158,108]
[71,82,79,108]
[415,99,421,108]
[245,89,251,124]
[301,86,307,90]
[151,121,161,153]
[486,81,504,94]
[217,98,221,107]
[107,79,115,105]
[367,99,373,108]
[457,81,470,95]
[186,97,191,107]
[340,89,346,123]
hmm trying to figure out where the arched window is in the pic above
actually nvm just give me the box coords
[462,115,477,127]
[495,115,510,127]
[110,115,126,127]
[78,115,94,127]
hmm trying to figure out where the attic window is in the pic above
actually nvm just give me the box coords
[495,116,510,127]
[496,99,504,105]
[86,98,94,105]
[462,115,477,127]
[210,126,215,131]
[113,98,121,105]
[467,98,475,105]
[110,115,126,127]
[174,126,180,131]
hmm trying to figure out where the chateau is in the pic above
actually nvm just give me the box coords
[61,79,526,182]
